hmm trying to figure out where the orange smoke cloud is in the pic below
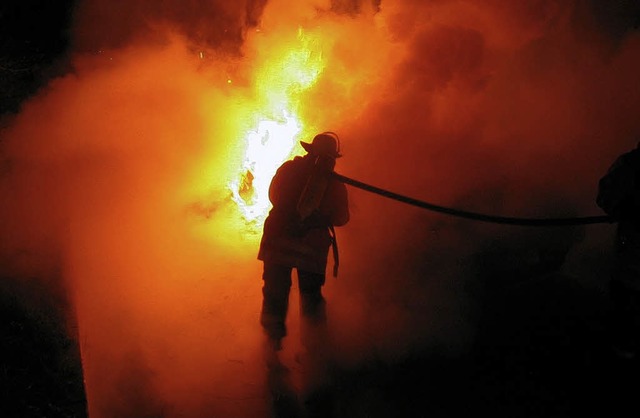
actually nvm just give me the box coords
[329,0,640,361]
[1,35,270,416]
[1,0,639,416]
[1,1,393,416]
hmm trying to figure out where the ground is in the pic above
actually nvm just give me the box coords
[0,276,86,418]
[3,263,640,418]
[292,270,639,418]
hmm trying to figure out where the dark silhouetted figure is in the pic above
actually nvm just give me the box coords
[258,132,349,414]
[258,132,349,352]
[597,142,640,360]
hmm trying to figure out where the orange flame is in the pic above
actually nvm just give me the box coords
[229,27,325,230]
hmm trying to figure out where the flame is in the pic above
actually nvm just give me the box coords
[229,27,325,229]
[229,113,301,223]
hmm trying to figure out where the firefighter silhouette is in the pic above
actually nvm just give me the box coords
[258,132,349,357]
[597,141,640,359]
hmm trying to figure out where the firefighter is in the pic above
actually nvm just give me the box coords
[258,132,350,355]
[597,141,640,359]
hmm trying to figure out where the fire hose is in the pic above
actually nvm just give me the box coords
[331,172,613,227]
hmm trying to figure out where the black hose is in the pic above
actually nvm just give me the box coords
[332,172,613,227]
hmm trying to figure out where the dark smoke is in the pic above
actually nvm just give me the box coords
[72,0,269,53]
[330,0,640,363]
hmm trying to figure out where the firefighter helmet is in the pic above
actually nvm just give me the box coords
[300,132,342,158]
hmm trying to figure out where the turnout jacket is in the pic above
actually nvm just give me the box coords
[597,146,640,289]
[258,155,349,274]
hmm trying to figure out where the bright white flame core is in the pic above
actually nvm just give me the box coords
[230,113,301,225]
[229,27,326,230]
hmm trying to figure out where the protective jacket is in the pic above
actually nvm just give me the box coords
[597,146,640,290]
[597,147,640,223]
[258,155,349,274]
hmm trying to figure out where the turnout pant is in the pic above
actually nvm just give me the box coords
[260,263,326,345]
[609,225,640,354]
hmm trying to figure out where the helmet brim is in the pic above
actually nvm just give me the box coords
[300,141,342,158]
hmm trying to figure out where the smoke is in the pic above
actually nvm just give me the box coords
[1,0,639,416]
[330,0,640,363]
[71,0,269,52]
[1,35,268,416]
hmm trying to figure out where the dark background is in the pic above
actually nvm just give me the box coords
[0,0,75,116]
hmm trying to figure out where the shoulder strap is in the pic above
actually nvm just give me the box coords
[329,225,339,277]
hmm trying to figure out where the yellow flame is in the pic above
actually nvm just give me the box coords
[229,112,300,223]
[229,27,325,229]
